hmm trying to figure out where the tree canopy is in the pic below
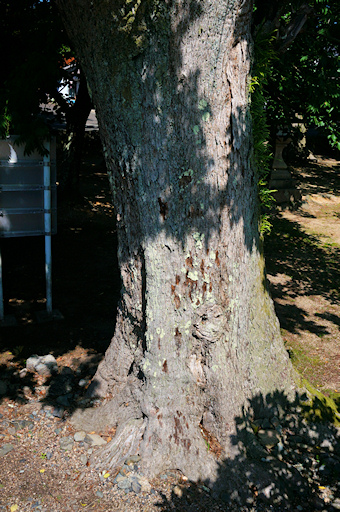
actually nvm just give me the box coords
[0,0,65,152]
[253,0,340,152]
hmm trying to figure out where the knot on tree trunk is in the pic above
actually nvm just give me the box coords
[193,304,228,344]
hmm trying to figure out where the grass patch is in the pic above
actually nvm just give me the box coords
[298,378,340,426]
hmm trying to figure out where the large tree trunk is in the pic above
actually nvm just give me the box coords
[57,0,294,483]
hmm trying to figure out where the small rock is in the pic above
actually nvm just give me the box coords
[0,381,7,395]
[23,386,32,397]
[52,407,64,419]
[117,477,132,490]
[26,355,41,372]
[84,433,107,447]
[138,476,151,493]
[78,379,88,387]
[96,490,104,498]
[74,431,86,442]
[12,420,30,431]
[59,436,74,451]
[80,454,87,465]
[173,485,183,498]
[35,362,53,377]
[115,474,127,483]
[125,455,141,465]
[332,498,340,510]
[46,451,53,460]
[0,443,14,457]
[320,439,334,452]
[260,483,275,499]
[131,479,142,494]
[257,429,280,448]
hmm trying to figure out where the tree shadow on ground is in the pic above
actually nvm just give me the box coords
[293,161,340,197]
[274,302,330,336]
[265,214,340,339]
[156,390,340,511]
[265,215,340,305]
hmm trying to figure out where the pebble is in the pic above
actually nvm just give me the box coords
[26,354,58,376]
[117,478,132,490]
[320,439,334,452]
[74,431,86,442]
[173,485,183,498]
[80,454,87,465]
[59,436,74,451]
[332,498,340,510]
[131,479,142,494]
[257,429,280,448]
[138,476,152,493]
[0,443,14,457]
[96,490,104,498]
[84,433,107,446]
[52,407,64,418]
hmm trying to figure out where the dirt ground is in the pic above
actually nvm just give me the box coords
[265,155,340,396]
[0,145,340,511]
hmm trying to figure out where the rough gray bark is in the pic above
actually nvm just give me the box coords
[57,0,295,483]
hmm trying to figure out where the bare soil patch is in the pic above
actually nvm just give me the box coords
[265,156,340,395]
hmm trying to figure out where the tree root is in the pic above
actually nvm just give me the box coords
[90,418,146,474]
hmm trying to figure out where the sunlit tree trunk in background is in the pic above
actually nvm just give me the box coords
[57,0,294,482]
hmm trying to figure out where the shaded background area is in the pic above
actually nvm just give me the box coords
[0,134,119,398]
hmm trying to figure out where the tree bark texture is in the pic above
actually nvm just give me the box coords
[57,0,294,482]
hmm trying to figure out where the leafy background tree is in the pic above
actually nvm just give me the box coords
[253,0,340,156]
[0,0,92,197]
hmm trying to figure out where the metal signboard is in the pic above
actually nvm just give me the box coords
[0,136,57,321]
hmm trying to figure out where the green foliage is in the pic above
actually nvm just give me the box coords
[264,0,340,151]
[251,28,277,236]
[0,0,69,154]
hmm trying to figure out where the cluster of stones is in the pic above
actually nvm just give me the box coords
[24,354,92,414]
[111,456,152,495]
[57,430,153,495]
[0,353,92,409]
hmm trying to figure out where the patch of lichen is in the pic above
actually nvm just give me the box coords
[296,376,340,427]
